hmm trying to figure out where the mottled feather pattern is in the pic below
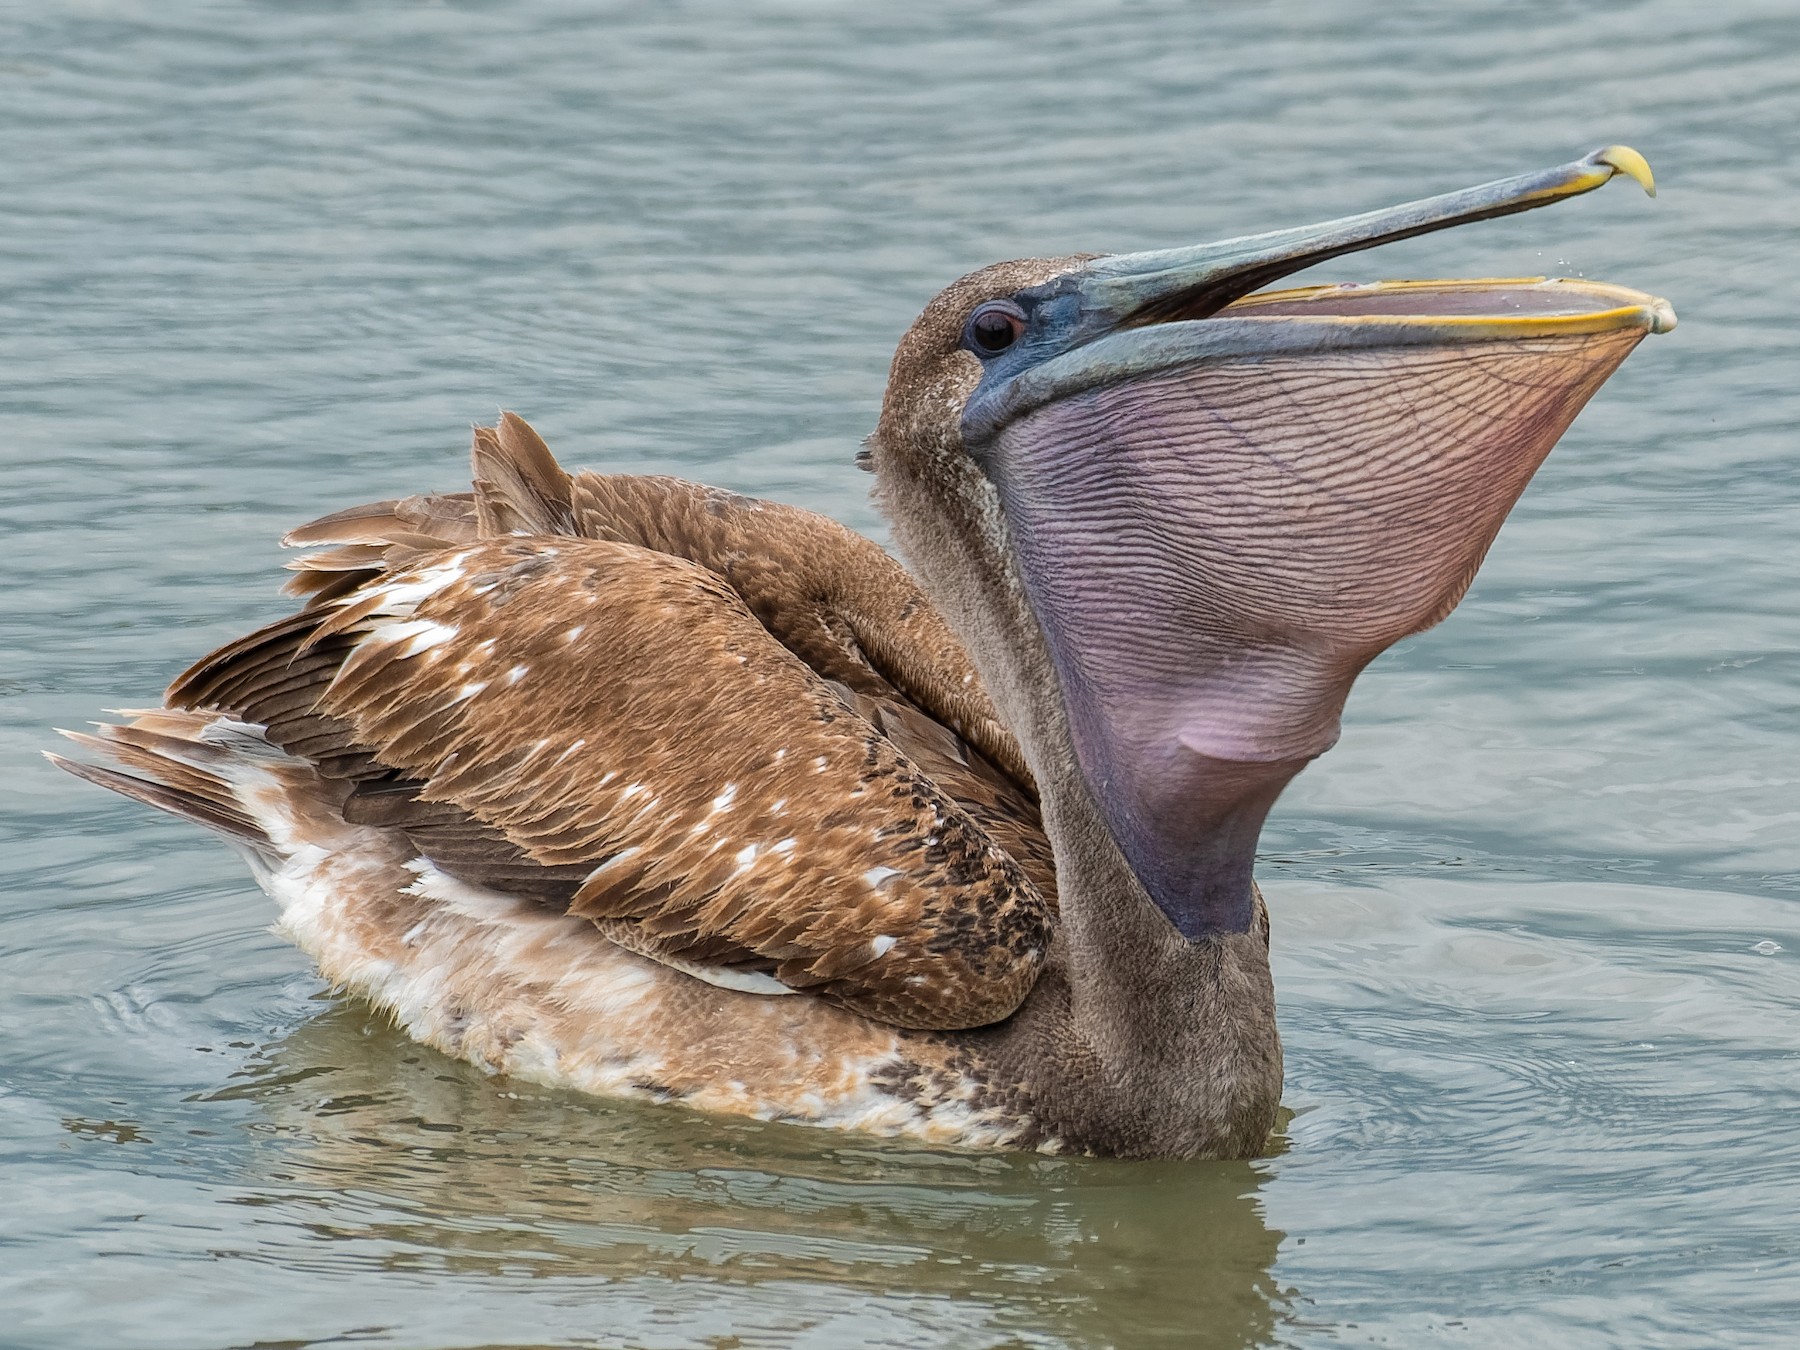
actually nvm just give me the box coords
[172,415,1057,1031]
[285,536,1052,1027]
[60,711,1043,1148]
[281,416,1032,789]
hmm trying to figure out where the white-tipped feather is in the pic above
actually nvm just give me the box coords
[60,710,1038,1145]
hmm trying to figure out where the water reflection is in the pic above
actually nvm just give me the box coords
[228,1005,1291,1347]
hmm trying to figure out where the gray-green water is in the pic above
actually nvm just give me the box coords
[2,4,1796,1346]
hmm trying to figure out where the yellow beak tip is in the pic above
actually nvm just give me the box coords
[1592,145,1657,198]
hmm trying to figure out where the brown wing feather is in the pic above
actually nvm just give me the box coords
[281,414,1031,792]
[172,414,1057,1031]
[470,415,578,537]
[834,685,1055,903]
[178,536,1048,1028]
[551,461,1033,791]
[282,492,481,605]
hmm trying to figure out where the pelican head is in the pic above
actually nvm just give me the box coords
[869,147,1672,943]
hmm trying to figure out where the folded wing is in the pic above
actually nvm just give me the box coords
[168,415,1055,1030]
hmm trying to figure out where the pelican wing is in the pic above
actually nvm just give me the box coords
[169,415,1053,1030]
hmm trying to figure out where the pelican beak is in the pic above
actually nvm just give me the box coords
[1086,145,1656,325]
[964,146,1669,442]
[963,148,1673,942]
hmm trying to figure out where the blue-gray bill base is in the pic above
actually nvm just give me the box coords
[54,148,1671,1159]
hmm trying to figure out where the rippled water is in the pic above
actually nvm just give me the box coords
[2,3,1796,1346]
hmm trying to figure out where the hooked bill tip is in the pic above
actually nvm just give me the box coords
[1591,145,1656,197]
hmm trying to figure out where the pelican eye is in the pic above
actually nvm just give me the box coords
[965,303,1026,356]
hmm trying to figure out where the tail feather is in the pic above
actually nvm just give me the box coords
[46,748,269,844]
[59,725,235,806]
[47,710,325,851]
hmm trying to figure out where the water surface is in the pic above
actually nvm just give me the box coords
[2,3,1796,1346]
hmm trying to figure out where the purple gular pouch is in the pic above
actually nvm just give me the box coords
[964,142,1671,941]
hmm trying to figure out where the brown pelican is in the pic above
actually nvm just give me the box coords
[53,148,1671,1159]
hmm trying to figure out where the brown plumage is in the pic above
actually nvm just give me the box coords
[171,414,1056,1031]
[55,149,1670,1157]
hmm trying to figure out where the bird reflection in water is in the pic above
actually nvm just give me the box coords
[219,1003,1293,1347]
